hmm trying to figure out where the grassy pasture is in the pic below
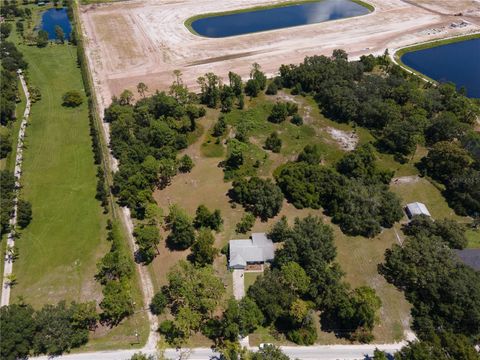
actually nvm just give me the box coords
[2,4,149,350]
[10,42,107,307]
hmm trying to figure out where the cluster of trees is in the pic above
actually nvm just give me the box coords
[193,204,223,231]
[96,222,135,325]
[155,261,225,345]
[106,84,204,219]
[0,170,32,235]
[229,176,284,221]
[164,204,221,266]
[420,138,480,216]
[198,71,244,111]
[1,40,27,126]
[276,144,402,237]
[264,131,282,153]
[379,232,480,343]
[0,300,98,359]
[278,50,480,216]
[402,214,468,249]
[197,63,269,112]
[0,170,16,235]
[245,216,382,343]
[268,101,298,124]
[62,90,83,107]
[0,0,31,19]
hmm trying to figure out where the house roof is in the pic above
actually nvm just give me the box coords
[405,202,431,217]
[455,249,480,271]
[229,233,274,268]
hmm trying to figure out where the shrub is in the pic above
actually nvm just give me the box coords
[236,213,255,234]
[193,205,223,231]
[17,199,32,229]
[286,325,317,345]
[286,102,298,116]
[264,132,282,153]
[291,113,303,126]
[245,79,260,97]
[212,116,227,137]
[150,290,167,315]
[268,102,289,123]
[62,90,83,107]
[178,154,194,173]
[36,30,49,47]
[265,82,278,95]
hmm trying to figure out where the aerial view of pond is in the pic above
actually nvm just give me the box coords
[401,38,480,98]
[189,0,371,38]
[41,8,72,40]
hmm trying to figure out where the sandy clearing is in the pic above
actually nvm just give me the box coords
[79,0,480,116]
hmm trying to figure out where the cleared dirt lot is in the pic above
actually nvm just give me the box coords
[79,0,480,113]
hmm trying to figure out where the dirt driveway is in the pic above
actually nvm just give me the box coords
[232,269,245,300]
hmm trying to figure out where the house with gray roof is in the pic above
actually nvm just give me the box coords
[229,233,274,269]
[455,249,480,271]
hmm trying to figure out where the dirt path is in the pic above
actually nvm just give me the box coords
[120,207,159,350]
[1,72,31,307]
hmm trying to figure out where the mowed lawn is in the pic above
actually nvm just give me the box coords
[11,43,107,307]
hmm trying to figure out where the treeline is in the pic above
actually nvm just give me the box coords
[276,143,402,237]
[0,300,98,359]
[70,0,109,212]
[0,0,31,19]
[105,85,204,219]
[96,221,135,325]
[0,37,27,160]
[378,214,480,356]
[278,50,480,216]
[0,171,17,236]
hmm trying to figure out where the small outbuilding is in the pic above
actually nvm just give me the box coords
[405,202,431,219]
[229,233,274,270]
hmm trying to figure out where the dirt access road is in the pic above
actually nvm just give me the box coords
[79,0,480,116]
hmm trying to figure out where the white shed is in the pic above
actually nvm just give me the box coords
[405,202,431,219]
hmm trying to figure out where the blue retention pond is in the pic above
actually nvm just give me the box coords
[401,38,480,98]
[190,0,371,38]
[41,8,72,40]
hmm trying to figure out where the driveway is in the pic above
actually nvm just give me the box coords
[232,269,245,300]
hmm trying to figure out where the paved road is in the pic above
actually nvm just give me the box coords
[33,343,407,360]
[1,71,31,307]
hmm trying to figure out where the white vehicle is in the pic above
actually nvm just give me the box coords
[259,343,273,350]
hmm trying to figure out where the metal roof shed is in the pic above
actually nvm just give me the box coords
[405,202,431,219]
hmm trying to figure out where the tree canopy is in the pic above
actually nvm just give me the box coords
[229,177,283,220]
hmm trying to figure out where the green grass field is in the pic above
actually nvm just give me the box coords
[10,42,107,307]
[2,5,150,350]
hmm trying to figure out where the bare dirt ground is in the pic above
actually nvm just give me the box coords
[79,0,480,114]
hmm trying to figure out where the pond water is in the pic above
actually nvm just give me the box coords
[41,8,72,40]
[190,0,371,38]
[401,38,480,98]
